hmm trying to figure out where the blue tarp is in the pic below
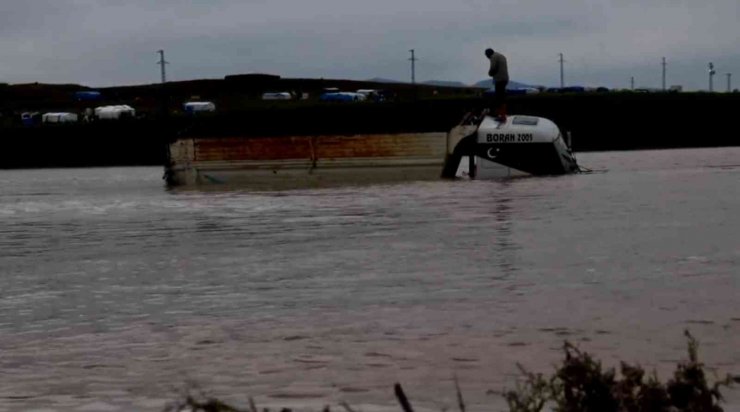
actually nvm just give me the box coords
[319,92,356,102]
[75,91,102,101]
[319,92,369,102]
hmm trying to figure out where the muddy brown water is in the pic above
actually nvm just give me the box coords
[1,147,739,411]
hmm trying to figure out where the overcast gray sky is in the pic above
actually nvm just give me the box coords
[1,0,738,90]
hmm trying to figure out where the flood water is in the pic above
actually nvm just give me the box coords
[1,147,739,412]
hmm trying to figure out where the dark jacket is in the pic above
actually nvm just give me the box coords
[488,52,509,82]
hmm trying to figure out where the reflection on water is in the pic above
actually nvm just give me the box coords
[491,190,518,276]
[0,147,739,411]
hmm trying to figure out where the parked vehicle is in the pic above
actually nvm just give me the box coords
[95,105,135,120]
[183,101,216,114]
[262,92,292,100]
[561,86,586,93]
[484,87,539,97]
[42,112,78,123]
[319,92,366,102]
[21,112,41,126]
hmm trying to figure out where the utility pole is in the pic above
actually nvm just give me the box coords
[157,50,169,83]
[726,73,732,92]
[630,76,635,90]
[708,62,715,92]
[558,53,565,88]
[409,49,417,84]
[157,50,170,118]
[661,57,667,91]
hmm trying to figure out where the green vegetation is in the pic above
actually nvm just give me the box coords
[163,331,737,412]
[502,331,737,412]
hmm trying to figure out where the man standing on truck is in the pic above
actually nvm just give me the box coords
[485,48,509,121]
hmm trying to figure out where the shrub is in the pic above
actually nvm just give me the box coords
[502,331,735,412]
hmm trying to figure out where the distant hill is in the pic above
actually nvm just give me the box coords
[366,77,404,84]
[472,79,541,89]
[368,78,471,88]
[368,77,543,89]
[422,80,470,88]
